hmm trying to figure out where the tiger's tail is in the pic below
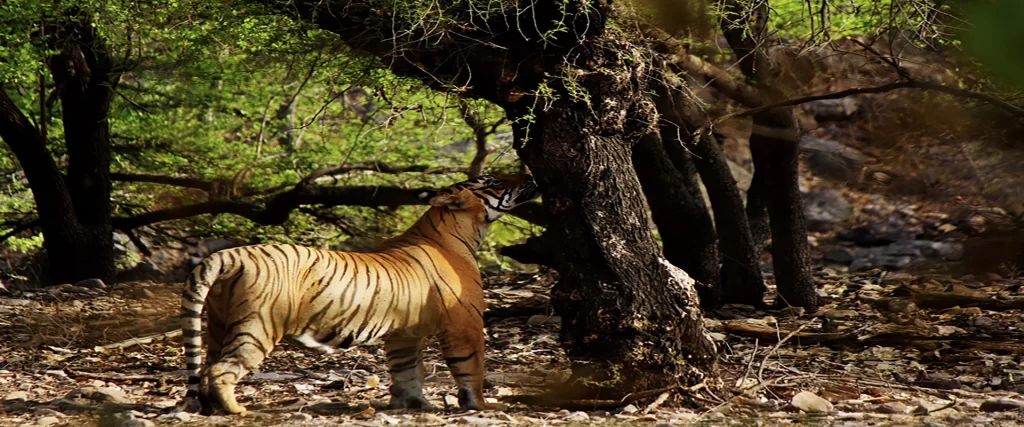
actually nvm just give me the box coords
[180,253,223,402]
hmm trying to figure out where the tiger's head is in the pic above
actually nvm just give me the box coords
[417,173,540,223]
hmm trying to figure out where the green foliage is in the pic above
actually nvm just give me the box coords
[961,0,1024,88]
[0,0,534,272]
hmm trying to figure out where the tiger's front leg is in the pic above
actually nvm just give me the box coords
[384,336,433,410]
[439,314,502,411]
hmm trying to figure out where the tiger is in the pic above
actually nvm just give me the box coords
[177,173,539,415]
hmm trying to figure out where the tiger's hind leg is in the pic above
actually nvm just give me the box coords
[439,314,501,411]
[384,336,432,410]
[197,322,225,416]
[205,323,273,415]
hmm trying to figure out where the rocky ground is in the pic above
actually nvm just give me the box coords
[2,246,1024,426]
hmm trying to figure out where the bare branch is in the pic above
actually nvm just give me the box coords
[300,162,465,186]
[719,80,1024,123]
[111,172,217,192]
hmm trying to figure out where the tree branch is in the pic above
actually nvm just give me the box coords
[111,172,217,192]
[719,80,1024,123]
[301,162,464,186]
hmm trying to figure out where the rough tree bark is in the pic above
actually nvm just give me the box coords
[720,0,817,310]
[0,11,120,285]
[259,0,717,395]
[632,132,721,308]
[652,79,766,307]
[508,55,715,391]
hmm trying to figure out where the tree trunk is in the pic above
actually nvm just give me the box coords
[653,80,766,307]
[0,12,119,286]
[720,0,817,310]
[263,0,717,396]
[632,132,720,308]
[509,59,714,396]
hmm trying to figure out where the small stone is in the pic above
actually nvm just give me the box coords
[972,316,998,328]
[32,408,64,418]
[824,247,856,265]
[620,404,639,414]
[133,288,156,299]
[0,298,39,307]
[792,391,834,413]
[979,398,1024,412]
[875,402,908,414]
[444,395,460,407]
[290,413,313,421]
[158,411,191,422]
[887,299,918,314]
[74,278,106,289]
[365,374,380,388]
[36,416,60,426]
[122,420,155,427]
[64,286,90,294]
[565,411,590,422]
[65,386,133,404]
[4,391,28,400]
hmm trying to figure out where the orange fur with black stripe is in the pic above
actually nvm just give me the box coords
[177,174,538,415]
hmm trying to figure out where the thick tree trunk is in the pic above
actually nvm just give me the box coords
[508,54,715,395]
[0,12,119,286]
[653,81,766,307]
[632,132,720,308]
[266,0,716,396]
[720,0,817,310]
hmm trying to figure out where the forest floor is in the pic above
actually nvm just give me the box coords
[2,251,1024,426]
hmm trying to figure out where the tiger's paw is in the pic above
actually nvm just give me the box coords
[387,395,434,411]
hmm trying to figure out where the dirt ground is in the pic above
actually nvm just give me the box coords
[2,255,1024,426]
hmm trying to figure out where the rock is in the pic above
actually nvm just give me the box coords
[4,391,28,400]
[0,298,39,307]
[824,309,858,319]
[838,219,922,246]
[65,386,133,404]
[979,398,1024,412]
[444,395,460,407]
[64,286,91,294]
[158,412,191,422]
[32,408,65,418]
[824,247,856,265]
[804,189,853,232]
[791,391,834,413]
[887,299,918,314]
[620,404,639,414]
[526,315,561,326]
[36,416,60,426]
[122,420,155,427]
[133,288,156,299]
[565,411,590,422]
[74,278,106,289]
[289,413,313,421]
[848,240,963,272]
[971,316,998,328]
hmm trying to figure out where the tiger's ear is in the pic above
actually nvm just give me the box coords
[428,188,476,210]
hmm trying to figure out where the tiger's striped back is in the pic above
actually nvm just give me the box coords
[178,173,539,415]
